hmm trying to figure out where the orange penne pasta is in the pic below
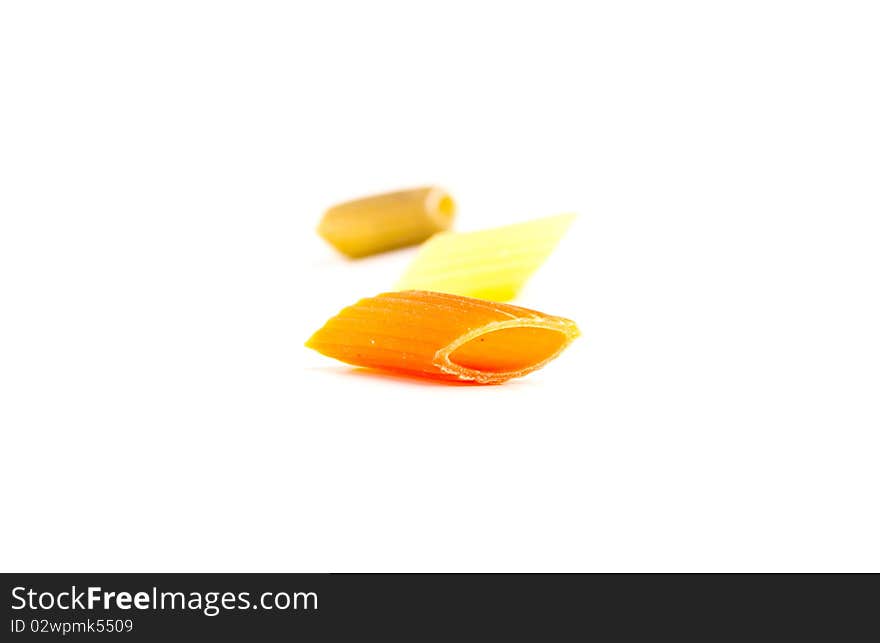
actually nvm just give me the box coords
[306,290,580,384]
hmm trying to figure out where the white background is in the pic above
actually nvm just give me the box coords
[2,1,878,572]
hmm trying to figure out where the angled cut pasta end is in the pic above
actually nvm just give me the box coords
[306,290,580,384]
[434,313,580,384]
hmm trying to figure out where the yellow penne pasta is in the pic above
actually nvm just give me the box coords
[395,213,575,301]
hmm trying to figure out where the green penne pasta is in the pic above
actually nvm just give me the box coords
[395,213,576,301]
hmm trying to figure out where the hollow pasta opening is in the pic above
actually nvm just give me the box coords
[425,188,456,226]
[447,326,568,373]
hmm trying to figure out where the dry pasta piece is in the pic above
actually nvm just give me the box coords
[318,186,456,258]
[306,290,580,384]
[395,213,575,301]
